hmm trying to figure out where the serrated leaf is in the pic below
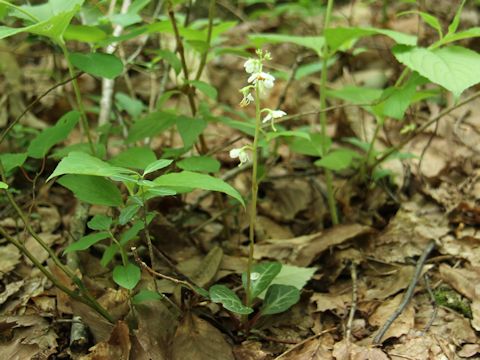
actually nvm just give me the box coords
[260,284,300,315]
[87,214,112,231]
[113,263,141,290]
[109,147,157,170]
[176,156,220,173]
[64,231,110,253]
[153,171,244,206]
[393,45,480,97]
[27,111,79,158]
[70,52,123,79]
[209,285,253,315]
[47,151,133,181]
[258,265,316,299]
[143,159,173,175]
[57,175,123,207]
[241,262,282,300]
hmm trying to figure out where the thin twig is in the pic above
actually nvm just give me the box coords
[422,273,438,333]
[194,0,215,81]
[273,327,338,360]
[0,72,82,146]
[373,240,435,344]
[346,262,358,342]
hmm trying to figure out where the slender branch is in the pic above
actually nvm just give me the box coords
[346,262,358,342]
[0,72,82,146]
[373,240,435,344]
[194,0,215,81]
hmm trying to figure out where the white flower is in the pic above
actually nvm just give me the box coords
[248,72,275,93]
[229,147,250,166]
[250,272,260,281]
[240,93,255,107]
[244,58,262,74]
[263,110,287,123]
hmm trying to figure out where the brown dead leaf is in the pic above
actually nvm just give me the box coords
[311,292,352,313]
[0,243,21,279]
[0,280,23,306]
[332,340,389,360]
[190,246,223,288]
[282,335,334,360]
[364,265,416,301]
[440,234,480,267]
[458,343,480,358]
[81,321,131,360]
[369,293,414,342]
[24,232,61,265]
[0,315,57,360]
[471,284,480,331]
[37,204,61,233]
[71,301,114,343]
[171,313,234,360]
[438,264,477,300]
[388,331,456,360]
[233,341,271,360]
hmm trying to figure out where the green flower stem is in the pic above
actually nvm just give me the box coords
[195,0,215,81]
[245,82,262,308]
[59,43,96,156]
[319,0,339,225]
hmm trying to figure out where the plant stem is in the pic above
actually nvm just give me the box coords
[195,0,215,81]
[245,82,262,308]
[59,43,96,156]
[319,0,338,225]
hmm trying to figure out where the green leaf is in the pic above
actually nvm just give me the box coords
[115,92,145,118]
[70,52,124,79]
[288,133,331,157]
[259,265,316,299]
[57,175,123,207]
[260,284,300,315]
[132,289,163,304]
[176,116,206,149]
[154,49,182,74]
[47,151,133,181]
[398,11,442,38]
[328,85,382,115]
[109,147,157,170]
[64,24,107,42]
[176,156,221,173]
[314,149,359,171]
[393,45,480,97]
[101,244,119,267]
[189,80,218,100]
[209,285,253,315]
[113,263,141,290]
[127,111,176,143]
[241,262,282,300]
[447,0,466,35]
[87,215,112,231]
[324,27,417,52]
[143,159,173,175]
[0,181,8,189]
[249,33,325,54]
[438,27,480,46]
[27,111,79,159]
[380,74,426,120]
[265,130,311,142]
[0,153,27,172]
[119,204,141,225]
[153,171,244,206]
[64,231,110,254]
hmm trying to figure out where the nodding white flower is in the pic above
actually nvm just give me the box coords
[240,93,255,107]
[229,147,250,166]
[248,72,275,93]
[263,110,287,123]
[244,58,262,74]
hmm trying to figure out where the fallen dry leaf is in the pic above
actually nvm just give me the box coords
[81,321,131,360]
[171,313,234,360]
[0,243,21,279]
[332,340,389,360]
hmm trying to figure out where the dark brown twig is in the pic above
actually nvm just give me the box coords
[373,240,435,344]
[422,273,438,333]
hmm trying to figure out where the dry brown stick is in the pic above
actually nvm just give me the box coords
[273,327,338,360]
[422,273,438,333]
[346,262,358,342]
[373,240,435,344]
[0,72,83,146]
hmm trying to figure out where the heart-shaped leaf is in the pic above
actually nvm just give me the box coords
[260,284,300,315]
[209,285,253,315]
[113,263,141,290]
[242,262,282,300]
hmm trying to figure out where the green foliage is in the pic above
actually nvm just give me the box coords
[113,263,141,290]
[260,285,300,315]
[70,52,124,79]
[176,156,221,173]
[64,231,110,254]
[209,285,253,315]
[87,215,113,231]
[242,262,282,300]
[57,175,123,207]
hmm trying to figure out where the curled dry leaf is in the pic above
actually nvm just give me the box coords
[81,321,131,360]
[332,340,389,360]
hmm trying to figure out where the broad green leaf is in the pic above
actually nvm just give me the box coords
[288,133,331,157]
[64,231,110,253]
[447,0,466,35]
[87,214,112,231]
[241,262,282,300]
[398,11,442,38]
[101,244,119,267]
[260,284,300,315]
[144,188,177,200]
[27,111,79,159]
[64,25,107,42]
[209,285,253,315]
[133,289,163,304]
[380,74,426,119]
[176,116,206,149]
[176,156,221,173]
[127,111,176,143]
[249,33,325,54]
[120,216,153,246]
[51,142,106,160]
[47,151,133,181]
[115,92,145,118]
[314,149,360,171]
[110,12,141,27]
[153,171,244,206]
[265,130,311,142]
[0,153,27,172]
[143,159,173,175]
[393,45,480,97]
[154,49,182,74]
[113,263,141,290]
[328,85,382,115]
[324,27,417,52]
[189,80,218,100]
[119,204,141,225]
[70,52,123,79]
[0,181,8,189]
[57,175,123,207]
[109,147,157,170]
[438,27,480,46]
[259,265,316,299]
